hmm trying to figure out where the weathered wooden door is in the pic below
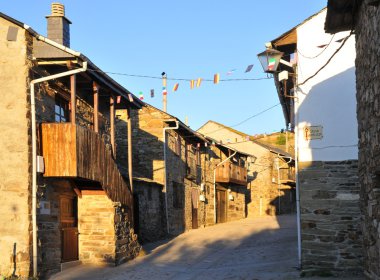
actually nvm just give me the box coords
[60,196,78,262]
[216,189,227,223]
[191,189,199,229]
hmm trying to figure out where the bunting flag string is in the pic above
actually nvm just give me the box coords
[128,62,267,98]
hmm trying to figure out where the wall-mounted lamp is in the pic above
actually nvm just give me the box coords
[257,48,293,73]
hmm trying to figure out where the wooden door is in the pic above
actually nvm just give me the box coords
[60,196,78,262]
[216,189,227,223]
[191,189,199,229]
[192,208,198,229]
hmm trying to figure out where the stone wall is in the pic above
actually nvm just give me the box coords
[355,2,380,279]
[0,20,32,277]
[133,180,166,243]
[299,160,362,276]
[78,194,140,265]
[78,194,117,265]
[37,179,76,278]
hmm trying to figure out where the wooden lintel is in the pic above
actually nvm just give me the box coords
[81,190,106,195]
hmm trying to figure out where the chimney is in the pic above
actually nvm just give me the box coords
[46,3,71,47]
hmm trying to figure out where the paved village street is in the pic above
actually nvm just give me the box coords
[51,215,299,280]
[48,214,332,280]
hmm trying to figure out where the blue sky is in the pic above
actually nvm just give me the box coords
[1,1,326,135]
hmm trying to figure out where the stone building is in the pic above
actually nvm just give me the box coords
[116,104,249,242]
[198,120,296,217]
[0,4,142,279]
[260,8,362,277]
[325,1,380,278]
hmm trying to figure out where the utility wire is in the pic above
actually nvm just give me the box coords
[202,103,281,136]
[296,34,336,59]
[297,31,353,86]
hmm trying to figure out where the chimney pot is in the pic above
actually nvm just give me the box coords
[51,3,65,17]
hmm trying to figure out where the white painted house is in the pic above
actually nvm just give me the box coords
[263,8,362,276]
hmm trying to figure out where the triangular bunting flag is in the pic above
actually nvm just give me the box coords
[128,94,134,102]
[190,80,194,89]
[214,73,220,84]
[139,91,144,100]
[245,64,254,73]
[162,87,167,96]
[150,89,154,98]
[227,69,236,76]
[196,78,202,88]
[173,83,179,92]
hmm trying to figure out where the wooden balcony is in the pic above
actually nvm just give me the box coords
[41,123,132,205]
[215,161,247,186]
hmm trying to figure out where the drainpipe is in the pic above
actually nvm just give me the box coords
[213,151,237,223]
[163,121,179,234]
[295,80,302,270]
[30,61,87,278]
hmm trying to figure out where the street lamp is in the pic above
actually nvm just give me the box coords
[257,48,284,73]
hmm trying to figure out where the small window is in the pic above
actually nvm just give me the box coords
[55,95,69,123]
[196,147,201,166]
[172,181,184,209]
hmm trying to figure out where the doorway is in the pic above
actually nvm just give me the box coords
[60,195,78,262]
[191,188,199,229]
[216,189,227,223]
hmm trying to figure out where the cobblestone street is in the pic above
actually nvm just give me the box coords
[51,215,301,280]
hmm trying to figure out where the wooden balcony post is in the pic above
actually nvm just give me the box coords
[110,95,115,156]
[127,106,133,193]
[70,74,76,124]
[93,82,99,132]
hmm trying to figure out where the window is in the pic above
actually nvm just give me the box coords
[55,95,69,123]
[196,147,201,166]
[172,181,184,209]
[174,135,181,156]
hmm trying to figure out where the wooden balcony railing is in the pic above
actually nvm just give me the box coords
[41,123,132,205]
[215,161,247,186]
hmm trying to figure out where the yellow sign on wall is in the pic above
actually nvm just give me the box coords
[304,126,323,140]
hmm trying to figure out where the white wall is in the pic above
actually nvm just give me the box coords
[295,10,358,162]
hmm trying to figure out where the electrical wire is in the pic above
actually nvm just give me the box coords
[297,31,354,86]
[201,103,281,136]
[296,34,336,59]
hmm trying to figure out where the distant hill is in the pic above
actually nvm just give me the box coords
[252,131,295,157]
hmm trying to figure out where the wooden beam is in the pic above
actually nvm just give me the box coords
[70,74,76,124]
[127,106,133,193]
[93,82,99,133]
[81,190,106,195]
[110,95,115,156]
